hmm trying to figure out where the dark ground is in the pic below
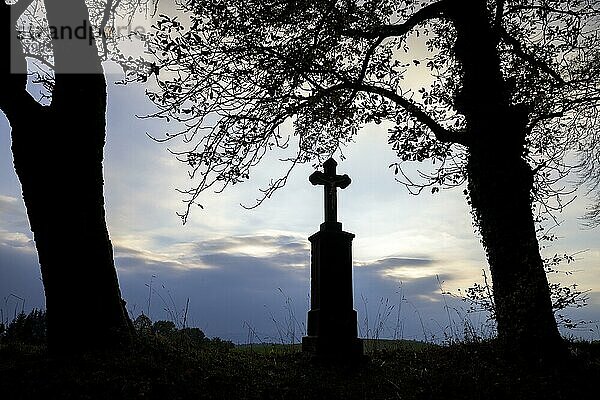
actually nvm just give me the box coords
[1,335,599,400]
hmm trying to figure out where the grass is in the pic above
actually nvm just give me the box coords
[1,310,598,399]
[1,335,599,400]
[234,338,432,355]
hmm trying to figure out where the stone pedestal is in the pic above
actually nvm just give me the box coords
[302,221,363,359]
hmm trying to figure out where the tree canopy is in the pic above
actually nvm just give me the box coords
[136,0,600,225]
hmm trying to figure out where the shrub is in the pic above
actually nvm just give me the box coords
[132,314,233,351]
[2,309,47,345]
[152,320,177,337]
[133,313,152,335]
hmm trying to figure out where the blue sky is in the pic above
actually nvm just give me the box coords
[1,2,599,342]
[2,69,599,343]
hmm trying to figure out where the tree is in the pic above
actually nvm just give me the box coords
[137,0,600,358]
[0,0,138,353]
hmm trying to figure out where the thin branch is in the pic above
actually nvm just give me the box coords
[0,0,43,120]
[526,111,564,134]
[345,36,384,106]
[499,28,565,85]
[24,50,54,70]
[342,0,451,39]
[506,5,584,18]
[99,0,122,59]
[353,82,470,146]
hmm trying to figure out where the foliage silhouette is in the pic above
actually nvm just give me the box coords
[0,309,47,345]
[132,313,234,353]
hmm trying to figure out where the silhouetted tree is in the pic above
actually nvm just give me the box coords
[138,0,600,358]
[0,0,139,353]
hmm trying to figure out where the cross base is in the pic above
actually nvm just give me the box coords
[301,335,364,360]
[302,227,362,360]
[320,221,342,231]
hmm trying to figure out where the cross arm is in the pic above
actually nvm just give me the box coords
[309,171,352,189]
[309,171,328,186]
[335,175,351,189]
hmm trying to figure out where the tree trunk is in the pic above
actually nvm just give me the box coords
[450,1,563,358]
[1,0,132,353]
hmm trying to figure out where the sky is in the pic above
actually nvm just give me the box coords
[1,3,600,344]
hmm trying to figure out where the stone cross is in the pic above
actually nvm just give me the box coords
[303,157,362,359]
[309,158,351,223]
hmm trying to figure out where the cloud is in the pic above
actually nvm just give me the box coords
[0,195,35,251]
[0,194,20,211]
[114,233,310,273]
[357,257,435,268]
[115,234,312,342]
[352,266,469,341]
[0,214,479,343]
[356,256,438,280]
[0,242,45,312]
[194,234,309,257]
[114,245,193,273]
[0,195,30,231]
[111,233,456,342]
[0,193,44,313]
[114,232,464,343]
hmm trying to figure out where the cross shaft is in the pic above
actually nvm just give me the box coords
[309,158,351,223]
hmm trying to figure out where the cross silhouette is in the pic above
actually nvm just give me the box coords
[309,158,351,223]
